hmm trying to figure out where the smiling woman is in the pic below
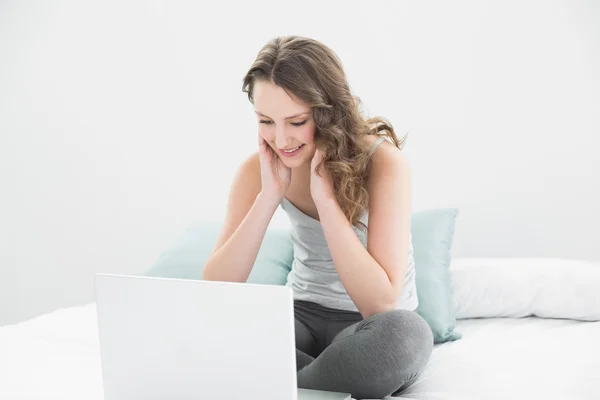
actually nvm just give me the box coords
[202,35,431,399]
[241,37,408,231]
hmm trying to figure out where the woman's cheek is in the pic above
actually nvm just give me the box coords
[299,125,316,144]
[258,125,275,143]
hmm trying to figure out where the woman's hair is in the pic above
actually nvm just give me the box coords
[242,35,406,230]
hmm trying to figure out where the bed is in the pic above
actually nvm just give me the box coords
[2,257,599,400]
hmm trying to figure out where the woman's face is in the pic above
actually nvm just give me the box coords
[253,80,316,168]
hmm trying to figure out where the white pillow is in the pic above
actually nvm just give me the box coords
[450,258,600,321]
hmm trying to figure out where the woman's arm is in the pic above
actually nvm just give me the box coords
[203,153,280,283]
[317,146,411,318]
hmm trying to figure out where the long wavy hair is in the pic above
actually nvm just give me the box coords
[242,35,406,230]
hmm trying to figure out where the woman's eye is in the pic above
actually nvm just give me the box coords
[259,120,306,126]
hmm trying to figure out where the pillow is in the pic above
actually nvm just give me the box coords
[412,208,462,344]
[144,220,294,285]
[450,257,600,321]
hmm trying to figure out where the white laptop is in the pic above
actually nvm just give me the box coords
[94,274,351,400]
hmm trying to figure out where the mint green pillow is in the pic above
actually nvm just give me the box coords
[144,221,294,285]
[412,208,462,343]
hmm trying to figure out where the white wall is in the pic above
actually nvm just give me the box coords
[1,0,599,326]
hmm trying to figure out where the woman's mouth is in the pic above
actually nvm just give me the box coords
[279,144,305,157]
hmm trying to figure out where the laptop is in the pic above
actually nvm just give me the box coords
[94,274,351,400]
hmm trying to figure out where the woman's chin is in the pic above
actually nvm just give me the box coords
[280,156,308,169]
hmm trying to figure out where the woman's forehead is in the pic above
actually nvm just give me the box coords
[253,81,309,119]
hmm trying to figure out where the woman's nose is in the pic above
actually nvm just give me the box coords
[275,127,290,149]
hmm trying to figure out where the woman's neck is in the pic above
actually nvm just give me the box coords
[287,162,313,198]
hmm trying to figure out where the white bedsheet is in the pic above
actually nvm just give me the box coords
[1,304,599,400]
[397,317,600,400]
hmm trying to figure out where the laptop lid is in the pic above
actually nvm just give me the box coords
[95,274,297,400]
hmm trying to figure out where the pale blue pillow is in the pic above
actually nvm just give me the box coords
[144,221,294,285]
[412,208,462,343]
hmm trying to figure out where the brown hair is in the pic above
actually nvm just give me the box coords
[242,35,406,230]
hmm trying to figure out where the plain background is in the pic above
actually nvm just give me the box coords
[1,0,599,326]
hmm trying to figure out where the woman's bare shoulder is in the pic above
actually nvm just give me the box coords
[363,135,404,161]
[364,135,409,181]
[233,151,262,193]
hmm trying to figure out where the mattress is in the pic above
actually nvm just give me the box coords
[1,304,599,400]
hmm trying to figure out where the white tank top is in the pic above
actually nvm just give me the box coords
[281,137,419,312]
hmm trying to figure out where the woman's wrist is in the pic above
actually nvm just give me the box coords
[255,191,283,212]
[314,195,338,212]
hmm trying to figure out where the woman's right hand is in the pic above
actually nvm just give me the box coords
[258,134,291,202]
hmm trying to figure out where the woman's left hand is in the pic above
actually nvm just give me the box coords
[310,148,336,205]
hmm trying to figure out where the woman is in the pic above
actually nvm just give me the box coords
[203,35,433,399]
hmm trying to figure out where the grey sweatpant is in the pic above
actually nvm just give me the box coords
[294,300,433,399]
